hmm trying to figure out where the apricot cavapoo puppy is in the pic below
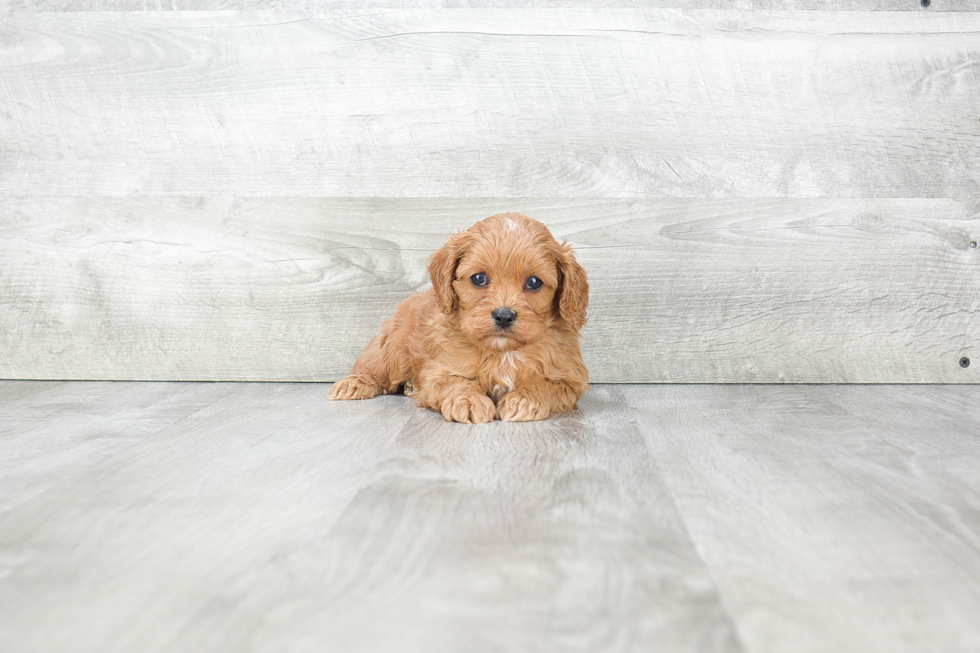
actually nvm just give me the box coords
[329,213,589,423]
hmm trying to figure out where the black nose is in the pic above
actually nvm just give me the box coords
[492,308,517,329]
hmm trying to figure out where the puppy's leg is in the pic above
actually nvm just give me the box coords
[329,371,386,400]
[329,318,410,401]
[413,371,496,424]
[496,377,582,422]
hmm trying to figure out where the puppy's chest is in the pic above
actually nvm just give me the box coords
[483,351,527,402]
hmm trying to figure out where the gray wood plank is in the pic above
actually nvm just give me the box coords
[626,384,980,653]
[1,9,978,198]
[0,382,419,653]
[277,386,741,652]
[0,381,237,515]
[0,382,742,653]
[2,197,977,383]
[0,379,66,407]
[4,1,980,12]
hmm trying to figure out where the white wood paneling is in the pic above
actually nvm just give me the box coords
[3,1,980,11]
[1,9,978,198]
[1,197,976,383]
[1,7,978,382]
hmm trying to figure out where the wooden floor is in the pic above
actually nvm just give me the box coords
[1,382,979,653]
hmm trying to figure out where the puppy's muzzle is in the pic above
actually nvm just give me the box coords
[492,308,517,330]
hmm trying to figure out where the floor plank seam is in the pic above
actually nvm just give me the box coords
[617,386,754,653]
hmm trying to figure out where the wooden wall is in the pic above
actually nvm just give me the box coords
[1,3,978,383]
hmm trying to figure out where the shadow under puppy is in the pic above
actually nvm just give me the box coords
[329,213,589,423]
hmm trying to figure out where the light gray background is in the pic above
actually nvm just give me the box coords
[2,3,978,382]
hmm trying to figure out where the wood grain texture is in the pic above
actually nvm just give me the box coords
[0,380,237,515]
[3,381,980,652]
[627,384,980,653]
[1,197,977,383]
[2,8,979,383]
[4,1,980,12]
[0,382,742,653]
[1,9,979,198]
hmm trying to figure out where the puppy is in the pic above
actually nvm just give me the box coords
[329,213,589,423]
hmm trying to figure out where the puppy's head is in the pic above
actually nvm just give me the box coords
[428,213,588,351]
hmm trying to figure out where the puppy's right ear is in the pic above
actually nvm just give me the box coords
[428,231,473,315]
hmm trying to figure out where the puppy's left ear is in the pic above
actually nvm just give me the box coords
[555,242,589,330]
[428,231,473,315]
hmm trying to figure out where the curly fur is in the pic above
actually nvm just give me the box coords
[329,213,589,423]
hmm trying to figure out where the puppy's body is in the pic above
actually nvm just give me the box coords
[330,213,588,423]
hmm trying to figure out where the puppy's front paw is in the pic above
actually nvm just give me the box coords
[329,374,383,400]
[497,390,551,422]
[441,392,496,424]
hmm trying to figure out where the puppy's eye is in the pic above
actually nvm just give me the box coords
[470,273,488,287]
[525,276,543,291]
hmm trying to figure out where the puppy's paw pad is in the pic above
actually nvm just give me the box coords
[442,393,496,424]
[497,392,550,422]
[329,375,383,400]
